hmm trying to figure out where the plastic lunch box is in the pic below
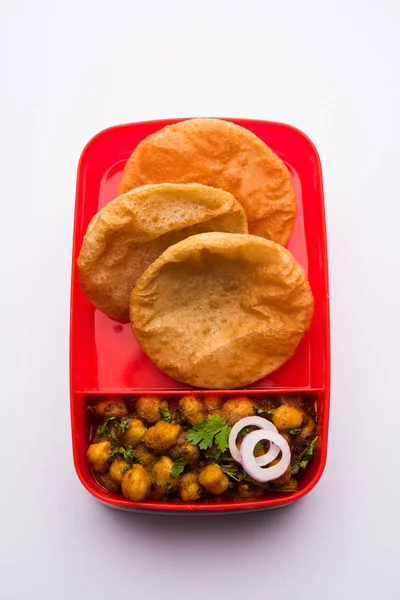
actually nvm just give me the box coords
[70,118,330,513]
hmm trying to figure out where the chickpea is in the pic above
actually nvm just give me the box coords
[270,459,292,486]
[92,398,128,419]
[86,441,111,473]
[120,419,146,447]
[135,443,157,468]
[204,396,223,412]
[109,458,131,484]
[198,464,229,495]
[179,473,202,501]
[237,482,263,499]
[272,405,303,431]
[135,395,168,424]
[179,396,206,425]
[152,456,179,495]
[168,432,200,467]
[143,422,181,454]
[121,464,151,501]
[221,397,255,426]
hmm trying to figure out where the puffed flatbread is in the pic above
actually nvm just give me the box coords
[118,118,296,245]
[77,183,247,320]
[131,232,314,389]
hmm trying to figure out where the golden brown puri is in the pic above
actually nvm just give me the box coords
[118,118,296,245]
[77,182,248,320]
[131,232,314,389]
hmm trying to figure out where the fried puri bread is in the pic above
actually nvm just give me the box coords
[130,232,314,388]
[77,183,247,320]
[118,118,296,245]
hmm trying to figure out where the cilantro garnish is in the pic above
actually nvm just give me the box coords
[159,407,172,422]
[291,436,318,475]
[288,428,301,435]
[221,463,247,482]
[170,458,186,479]
[97,417,116,439]
[120,417,132,434]
[255,408,274,420]
[186,415,231,452]
[109,445,138,464]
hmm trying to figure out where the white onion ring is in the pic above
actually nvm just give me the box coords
[240,429,291,482]
[228,416,280,466]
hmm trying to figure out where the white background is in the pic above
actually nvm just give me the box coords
[1,1,399,598]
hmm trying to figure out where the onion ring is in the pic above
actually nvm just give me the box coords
[240,429,291,482]
[228,416,280,466]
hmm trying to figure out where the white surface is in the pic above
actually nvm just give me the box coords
[1,1,399,598]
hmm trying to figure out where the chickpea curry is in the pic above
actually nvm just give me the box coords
[87,394,318,503]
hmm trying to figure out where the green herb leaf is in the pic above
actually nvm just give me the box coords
[221,463,247,482]
[110,447,122,458]
[215,426,230,453]
[159,407,172,423]
[288,428,301,435]
[120,417,132,434]
[166,482,173,495]
[97,417,116,439]
[109,445,137,464]
[186,415,231,452]
[255,408,273,420]
[291,436,318,475]
[170,458,186,479]
[123,446,138,463]
[239,427,250,438]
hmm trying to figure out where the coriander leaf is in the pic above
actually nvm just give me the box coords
[97,417,116,439]
[215,426,230,453]
[170,458,186,479]
[291,436,319,475]
[120,417,132,434]
[255,408,273,420]
[109,445,137,464]
[186,422,208,447]
[307,436,319,456]
[221,464,247,482]
[291,463,300,475]
[123,446,138,463]
[240,427,250,438]
[159,407,172,423]
[166,482,173,495]
[110,446,124,458]
[254,442,264,454]
[288,428,301,435]
[186,415,231,452]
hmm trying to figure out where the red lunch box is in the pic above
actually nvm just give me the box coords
[70,118,330,513]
